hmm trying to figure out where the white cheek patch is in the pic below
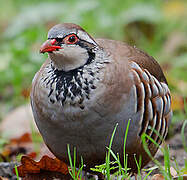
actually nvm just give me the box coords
[49,46,89,71]
[77,30,97,45]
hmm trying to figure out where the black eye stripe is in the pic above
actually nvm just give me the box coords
[52,38,62,46]
[53,34,78,44]
[55,38,63,42]
[48,34,95,48]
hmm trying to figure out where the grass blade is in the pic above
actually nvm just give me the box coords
[106,123,119,180]
[14,164,20,180]
[123,119,130,171]
[181,120,187,153]
[67,144,74,178]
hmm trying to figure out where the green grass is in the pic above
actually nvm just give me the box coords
[67,120,187,180]
[141,119,187,180]
[14,164,20,180]
[67,144,84,180]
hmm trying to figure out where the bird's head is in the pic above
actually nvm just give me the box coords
[40,23,98,71]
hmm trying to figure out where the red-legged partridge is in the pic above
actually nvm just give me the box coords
[31,23,172,173]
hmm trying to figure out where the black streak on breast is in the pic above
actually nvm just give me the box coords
[45,62,97,108]
[42,50,111,108]
[54,68,84,104]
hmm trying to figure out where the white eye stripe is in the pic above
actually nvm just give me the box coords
[77,30,97,45]
[56,34,65,39]
[51,30,97,46]
[48,28,97,46]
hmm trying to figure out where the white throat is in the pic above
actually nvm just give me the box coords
[49,46,89,71]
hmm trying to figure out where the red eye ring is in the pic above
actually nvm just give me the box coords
[64,34,78,44]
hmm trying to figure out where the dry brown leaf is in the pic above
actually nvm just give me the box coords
[1,133,35,160]
[21,87,31,99]
[27,152,37,159]
[0,177,9,180]
[151,174,164,180]
[10,133,32,144]
[171,93,185,111]
[13,155,69,178]
[1,132,53,162]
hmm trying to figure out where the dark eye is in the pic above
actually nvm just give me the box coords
[69,35,76,42]
[64,34,78,44]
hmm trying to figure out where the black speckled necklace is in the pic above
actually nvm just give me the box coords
[42,49,110,109]
[42,53,98,109]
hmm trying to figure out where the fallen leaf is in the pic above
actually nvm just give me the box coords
[1,133,34,161]
[151,174,164,180]
[21,87,31,99]
[1,131,53,163]
[171,93,185,111]
[170,166,177,177]
[10,133,32,144]
[27,152,37,159]
[14,155,69,177]
[0,177,9,180]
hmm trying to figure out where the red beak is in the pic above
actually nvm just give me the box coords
[40,39,62,53]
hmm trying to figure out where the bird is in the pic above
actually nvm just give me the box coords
[31,23,172,175]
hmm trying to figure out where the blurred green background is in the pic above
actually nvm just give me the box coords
[0,0,187,124]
